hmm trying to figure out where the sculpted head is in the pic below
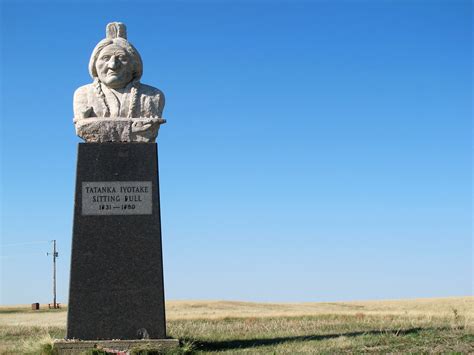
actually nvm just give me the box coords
[89,23,143,89]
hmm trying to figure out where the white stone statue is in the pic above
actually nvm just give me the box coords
[74,22,166,142]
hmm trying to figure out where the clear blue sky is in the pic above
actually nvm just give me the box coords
[0,0,472,305]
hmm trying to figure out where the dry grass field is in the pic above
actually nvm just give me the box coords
[0,297,473,353]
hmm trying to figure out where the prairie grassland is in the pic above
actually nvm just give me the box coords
[0,297,473,353]
[166,297,474,320]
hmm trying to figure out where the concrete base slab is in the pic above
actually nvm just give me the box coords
[53,338,180,354]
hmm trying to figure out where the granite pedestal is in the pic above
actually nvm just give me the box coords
[67,143,167,340]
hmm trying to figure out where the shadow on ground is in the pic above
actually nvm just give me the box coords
[190,327,441,351]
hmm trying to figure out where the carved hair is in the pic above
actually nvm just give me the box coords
[93,78,110,117]
[127,80,140,118]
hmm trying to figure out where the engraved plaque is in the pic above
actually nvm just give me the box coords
[82,181,153,215]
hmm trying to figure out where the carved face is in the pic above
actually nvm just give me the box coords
[96,44,134,89]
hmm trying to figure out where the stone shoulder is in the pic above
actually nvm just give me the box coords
[73,84,95,119]
[74,84,94,100]
[74,83,94,94]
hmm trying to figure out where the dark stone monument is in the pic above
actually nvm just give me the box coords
[67,143,166,340]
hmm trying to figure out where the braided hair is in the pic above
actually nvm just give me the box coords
[127,79,140,118]
[93,78,110,117]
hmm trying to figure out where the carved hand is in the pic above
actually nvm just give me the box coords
[131,119,162,133]
[80,107,93,118]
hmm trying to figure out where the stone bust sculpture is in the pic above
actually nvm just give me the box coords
[74,22,165,142]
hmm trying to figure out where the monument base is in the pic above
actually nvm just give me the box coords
[68,143,167,340]
[53,339,180,354]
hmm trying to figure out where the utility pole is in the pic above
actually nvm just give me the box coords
[47,240,59,308]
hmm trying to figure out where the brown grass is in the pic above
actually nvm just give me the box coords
[165,296,474,320]
[2,296,472,326]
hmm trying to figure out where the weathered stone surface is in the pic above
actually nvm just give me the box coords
[67,143,166,340]
[74,117,166,142]
[73,22,166,143]
[54,339,179,354]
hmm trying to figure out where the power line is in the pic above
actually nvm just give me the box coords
[0,252,51,259]
[1,241,51,247]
